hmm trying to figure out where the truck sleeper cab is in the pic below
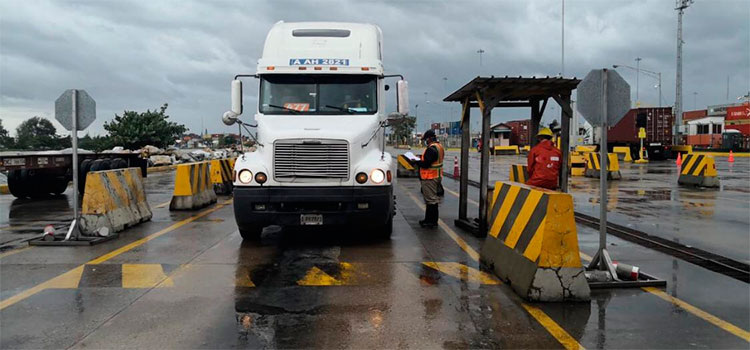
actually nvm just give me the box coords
[224,21,408,240]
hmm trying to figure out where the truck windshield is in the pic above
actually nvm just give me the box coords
[259,75,377,115]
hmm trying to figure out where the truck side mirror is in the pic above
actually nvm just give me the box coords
[231,80,243,115]
[397,80,409,116]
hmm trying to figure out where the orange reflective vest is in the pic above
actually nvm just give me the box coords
[420,142,444,180]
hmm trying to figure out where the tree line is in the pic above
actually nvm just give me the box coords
[0,103,186,152]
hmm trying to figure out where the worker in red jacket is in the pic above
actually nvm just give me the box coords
[527,128,562,190]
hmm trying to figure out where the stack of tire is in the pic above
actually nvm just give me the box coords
[7,157,129,199]
[7,169,68,198]
[78,158,129,194]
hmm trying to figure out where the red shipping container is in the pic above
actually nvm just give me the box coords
[506,119,530,146]
[682,109,707,122]
[725,104,750,135]
[607,107,674,146]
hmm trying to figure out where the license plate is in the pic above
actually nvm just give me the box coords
[300,214,323,225]
[5,158,26,166]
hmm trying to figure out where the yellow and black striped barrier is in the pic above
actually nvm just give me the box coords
[480,181,590,301]
[678,154,720,188]
[170,162,217,210]
[494,145,520,155]
[584,152,622,180]
[612,146,633,162]
[569,151,586,176]
[509,164,528,183]
[210,158,235,195]
[80,168,152,235]
[396,154,418,178]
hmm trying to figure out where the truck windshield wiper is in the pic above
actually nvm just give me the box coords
[268,104,300,114]
[324,105,355,114]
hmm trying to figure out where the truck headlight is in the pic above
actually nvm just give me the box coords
[355,172,368,184]
[238,169,253,184]
[370,169,385,184]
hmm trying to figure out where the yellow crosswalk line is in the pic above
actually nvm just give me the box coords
[122,264,173,288]
[422,262,500,285]
[46,266,85,289]
[297,266,341,286]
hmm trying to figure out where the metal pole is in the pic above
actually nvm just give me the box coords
[479,100,491,236]
[658,73,662,108]
[459,102,470,220]
[561,0,565,76]
[560,94,571,192]
[70,90,79,240]
[635,57,641,106]
[599,71,608,256]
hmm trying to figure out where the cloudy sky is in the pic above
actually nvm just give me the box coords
[1,0,748,136]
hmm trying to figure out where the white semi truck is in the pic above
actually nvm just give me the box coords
[223,21,409,240]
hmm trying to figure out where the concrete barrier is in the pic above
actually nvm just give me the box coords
[521,145,530,153]
[494,145,520,155]
[509,164,528,183]
[584,153,622,180]
[480,181,590,301]
[80,168,152,236]
[612,146,633,162]
[396,154,418,178]
[671,145,693,157]
[678,154,720,188]
[569,152,586,176]
[575,145,597,153]
[170,162,217,210]
[210,158,235,195]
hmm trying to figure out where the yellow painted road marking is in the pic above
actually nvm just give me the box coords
[522,304,586,350]
[122,264,173,288]
[298,266,341,286]
[0,200,232,311]
[643,287,750,342]
[403,189,480,262]
[579,252,749,342]
[154,200,171,208]
[401,184,584,350]
[422,262,500,285]
[0,266,86,310]
[0,246,33,259]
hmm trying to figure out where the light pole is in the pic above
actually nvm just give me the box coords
[613,64,662,108]
[635,57,642,106]
[675,0,694,145]
[476,49,485,74]
[561,0,565,76]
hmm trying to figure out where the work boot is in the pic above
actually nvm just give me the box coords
[419,204,438,228]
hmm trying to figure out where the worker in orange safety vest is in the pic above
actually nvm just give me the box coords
[410,129,444,228]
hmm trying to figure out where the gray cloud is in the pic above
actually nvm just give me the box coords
[1,0,748,136]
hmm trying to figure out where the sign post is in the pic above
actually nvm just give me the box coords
[54,89,96,242]
[578,69,643,283]
[636,127,648,164]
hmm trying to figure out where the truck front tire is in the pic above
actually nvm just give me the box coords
[239,227,263,241]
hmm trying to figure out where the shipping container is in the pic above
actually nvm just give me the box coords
[725,104,750,136]
[506,119,531,146]
[607,107,673,160]
[682,109,707,122]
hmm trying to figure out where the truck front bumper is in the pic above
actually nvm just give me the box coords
[233,186,393,230]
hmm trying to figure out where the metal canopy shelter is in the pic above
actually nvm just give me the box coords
[444,76,581,236]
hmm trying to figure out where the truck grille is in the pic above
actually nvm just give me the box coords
[274,140,349,180]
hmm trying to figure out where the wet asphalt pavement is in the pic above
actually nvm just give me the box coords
[426,148,750,263]
[0,169,749,349]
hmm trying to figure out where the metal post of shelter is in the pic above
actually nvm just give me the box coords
[478,93,491,237]
[458,100,470,221]
[530,98,541,148]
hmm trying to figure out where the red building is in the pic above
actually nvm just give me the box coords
[725,103,750,135]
